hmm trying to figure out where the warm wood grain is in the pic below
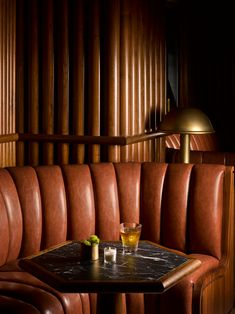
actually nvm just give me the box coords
[71,0,85,164]
[28,0,39,165]
[1,0,167,165]
[0,0,16,167]
[87,0,100,163]
[105,0,120,162]
[42,0,54,165]
[17,132,166,146]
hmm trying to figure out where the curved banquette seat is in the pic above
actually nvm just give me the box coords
[166,149,235,312]
[0,162,234,314]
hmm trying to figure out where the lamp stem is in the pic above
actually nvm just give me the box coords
[180,134,190,163]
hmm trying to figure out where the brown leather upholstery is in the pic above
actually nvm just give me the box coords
[166,149,235,312]
[0,163,233,313]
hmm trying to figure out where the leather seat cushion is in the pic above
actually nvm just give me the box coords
[0,260,90,314]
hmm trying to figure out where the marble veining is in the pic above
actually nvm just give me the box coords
[31,241,189,283]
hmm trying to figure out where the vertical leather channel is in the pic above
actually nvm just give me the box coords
[7,167,42,257]
[140,163,167,244]
[61,165,95,240]
[114,163,141,223]
[161,163,193,252]
[89,163,120,240]
[0,192,9,266]
[34,166,67,250]
[188,164,224,259]
[0,169,22,262]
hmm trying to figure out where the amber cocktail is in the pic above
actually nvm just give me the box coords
[120,222,142,254]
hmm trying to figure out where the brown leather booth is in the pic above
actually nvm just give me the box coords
[166,149,235,309]
[0,163,234,313]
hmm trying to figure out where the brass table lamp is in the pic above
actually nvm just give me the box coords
[158,108,215,163]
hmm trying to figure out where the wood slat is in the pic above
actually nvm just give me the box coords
[42,0,54,165]
[16,0,25,166]
[106,0,120,162]
[87,0,100,163]
[120,0,131,162]
[71,0,85,164]
[136,0,144,161]
[142,2,148,161]
[56,0,69,164]
[0,0,16,167]
[28,0,39,165]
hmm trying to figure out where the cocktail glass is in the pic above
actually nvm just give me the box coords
[120,222,142,254]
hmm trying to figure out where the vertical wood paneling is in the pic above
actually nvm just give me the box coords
[149,1,155,161]
[0,0,5,165]
[57,0,69,164]
[159,1,166,120]
[13,0,166,166]
[146,1,151,159]
[155,0,166,162]
[120,0,131,162]
[42,0,54,165]
[9,0,15,164]
[0,0,16,167]
[72,0,85,164]
[16,0,25,166]
[88,0,100,163]
[142,3,148,161]
[130,0,136,160]
[137,0,144,161]
[28,0,39,165]
[106,0,120,162]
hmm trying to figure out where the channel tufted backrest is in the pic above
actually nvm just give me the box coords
[0,162,231,267]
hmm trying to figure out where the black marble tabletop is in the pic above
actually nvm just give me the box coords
[19,241,201,293]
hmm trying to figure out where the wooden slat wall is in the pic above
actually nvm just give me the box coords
[28,0,39,166]
[42,0,54,165]
[105,0,120,162]
[87,0,100,163]
[57,0,70,164]
[13,0,166,165]
[71,0,85,164]
[0,0,16,167]
[16,0,24,166]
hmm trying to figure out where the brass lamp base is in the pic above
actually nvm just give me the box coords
[180,134,190,163]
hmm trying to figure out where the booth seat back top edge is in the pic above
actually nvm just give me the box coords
[0,162,233,270]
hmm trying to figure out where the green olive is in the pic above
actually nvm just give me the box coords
[89,235,100,244]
